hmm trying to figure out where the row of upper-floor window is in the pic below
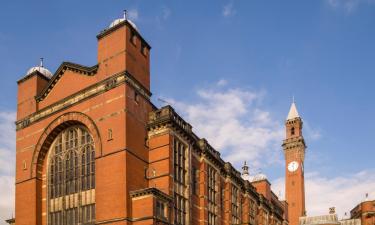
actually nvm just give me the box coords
[172,137,283,225]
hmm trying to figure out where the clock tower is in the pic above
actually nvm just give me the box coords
[282,101,306,225]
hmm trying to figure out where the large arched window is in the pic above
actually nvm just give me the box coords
[48,126,95,225]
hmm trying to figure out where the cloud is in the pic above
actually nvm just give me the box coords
[272,170,375,218]
[304,121,322,141]
[0,176,15,222]
[127,9,139,21]
[223,2,236,17]
[0,111,16,223]
[163,81,283,168]
[162,7,171,20]
[216,79,228,87]
[326,0,375,13]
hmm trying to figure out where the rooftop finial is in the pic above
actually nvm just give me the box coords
[292,95,295,103]
[40,57,44,67]
[242,161,249,175]
[365,193,369,200]
[123,10,128,20]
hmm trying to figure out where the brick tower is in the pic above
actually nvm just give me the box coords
[282,101,306,225]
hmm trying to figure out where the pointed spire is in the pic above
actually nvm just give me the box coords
[287,98,300,120]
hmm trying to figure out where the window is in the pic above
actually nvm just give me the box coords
[291,127,295,136]
[48,126,95,225]
[156,201,167,220]
[231,185,239,224]
[141,41,148,56]
[130,30,137,45]
[208,166,217,225]
[174,139,186,185]
[192,167,199,195]
[173,138,187,225]
[250,199,257,225]
[108,129,113,141]
[174,193,186,225]
[263,211,269,225]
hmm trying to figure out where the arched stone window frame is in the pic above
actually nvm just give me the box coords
[47,125,95,225]
[29,112,102,225]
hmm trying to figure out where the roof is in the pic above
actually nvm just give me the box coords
[299,214,340,225]
[287,101,300,120]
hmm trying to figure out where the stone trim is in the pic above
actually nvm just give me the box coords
[147,105,265,203]
[16,70,151,131]
[36,62,99,102]
[30,112,102,179]
[148,105,193,136]
[130,187,173,202]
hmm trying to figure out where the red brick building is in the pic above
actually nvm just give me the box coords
[350,199,375,225]
[14,15,289,225]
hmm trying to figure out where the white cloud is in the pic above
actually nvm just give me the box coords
[127,9,139,21]
[216,79,228,87]
[164,83,283,168]
[0,175,15,222]
[304,121,322,141]
[162,7,171,20]
[272,170,375,218]
[223,3,236,17]
[0,111,16,223]
[326,0,375,13]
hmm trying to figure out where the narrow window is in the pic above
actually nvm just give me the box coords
[192,167,199,195]
[141,41,148,56]
[130,30,137,45]
[208,166,217,225]
[291,127,295,136]
[231,185,239,224]
[108,129,113,141]
[173,138,187,225]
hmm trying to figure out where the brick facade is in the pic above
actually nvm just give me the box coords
[14,18,287,225]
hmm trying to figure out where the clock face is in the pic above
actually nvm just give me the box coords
[288,161,299,172]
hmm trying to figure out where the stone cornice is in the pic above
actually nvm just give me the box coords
[282,136,306,150]
[16,70,151,131]
[222,162,245,188]
[130,187,172,202]
[147,105,285,219]
[36,62,99,102]
[244,180,260,200]
[197,138,225,168]
[147,106,194,142]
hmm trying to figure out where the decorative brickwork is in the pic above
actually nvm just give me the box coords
[13,16,288,225]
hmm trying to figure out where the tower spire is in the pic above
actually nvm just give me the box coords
[287,99,300,120]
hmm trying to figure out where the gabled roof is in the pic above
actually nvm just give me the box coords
[35,62,98,102]
[287,101,300,120]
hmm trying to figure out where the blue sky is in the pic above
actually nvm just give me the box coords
[0,0,375,222]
